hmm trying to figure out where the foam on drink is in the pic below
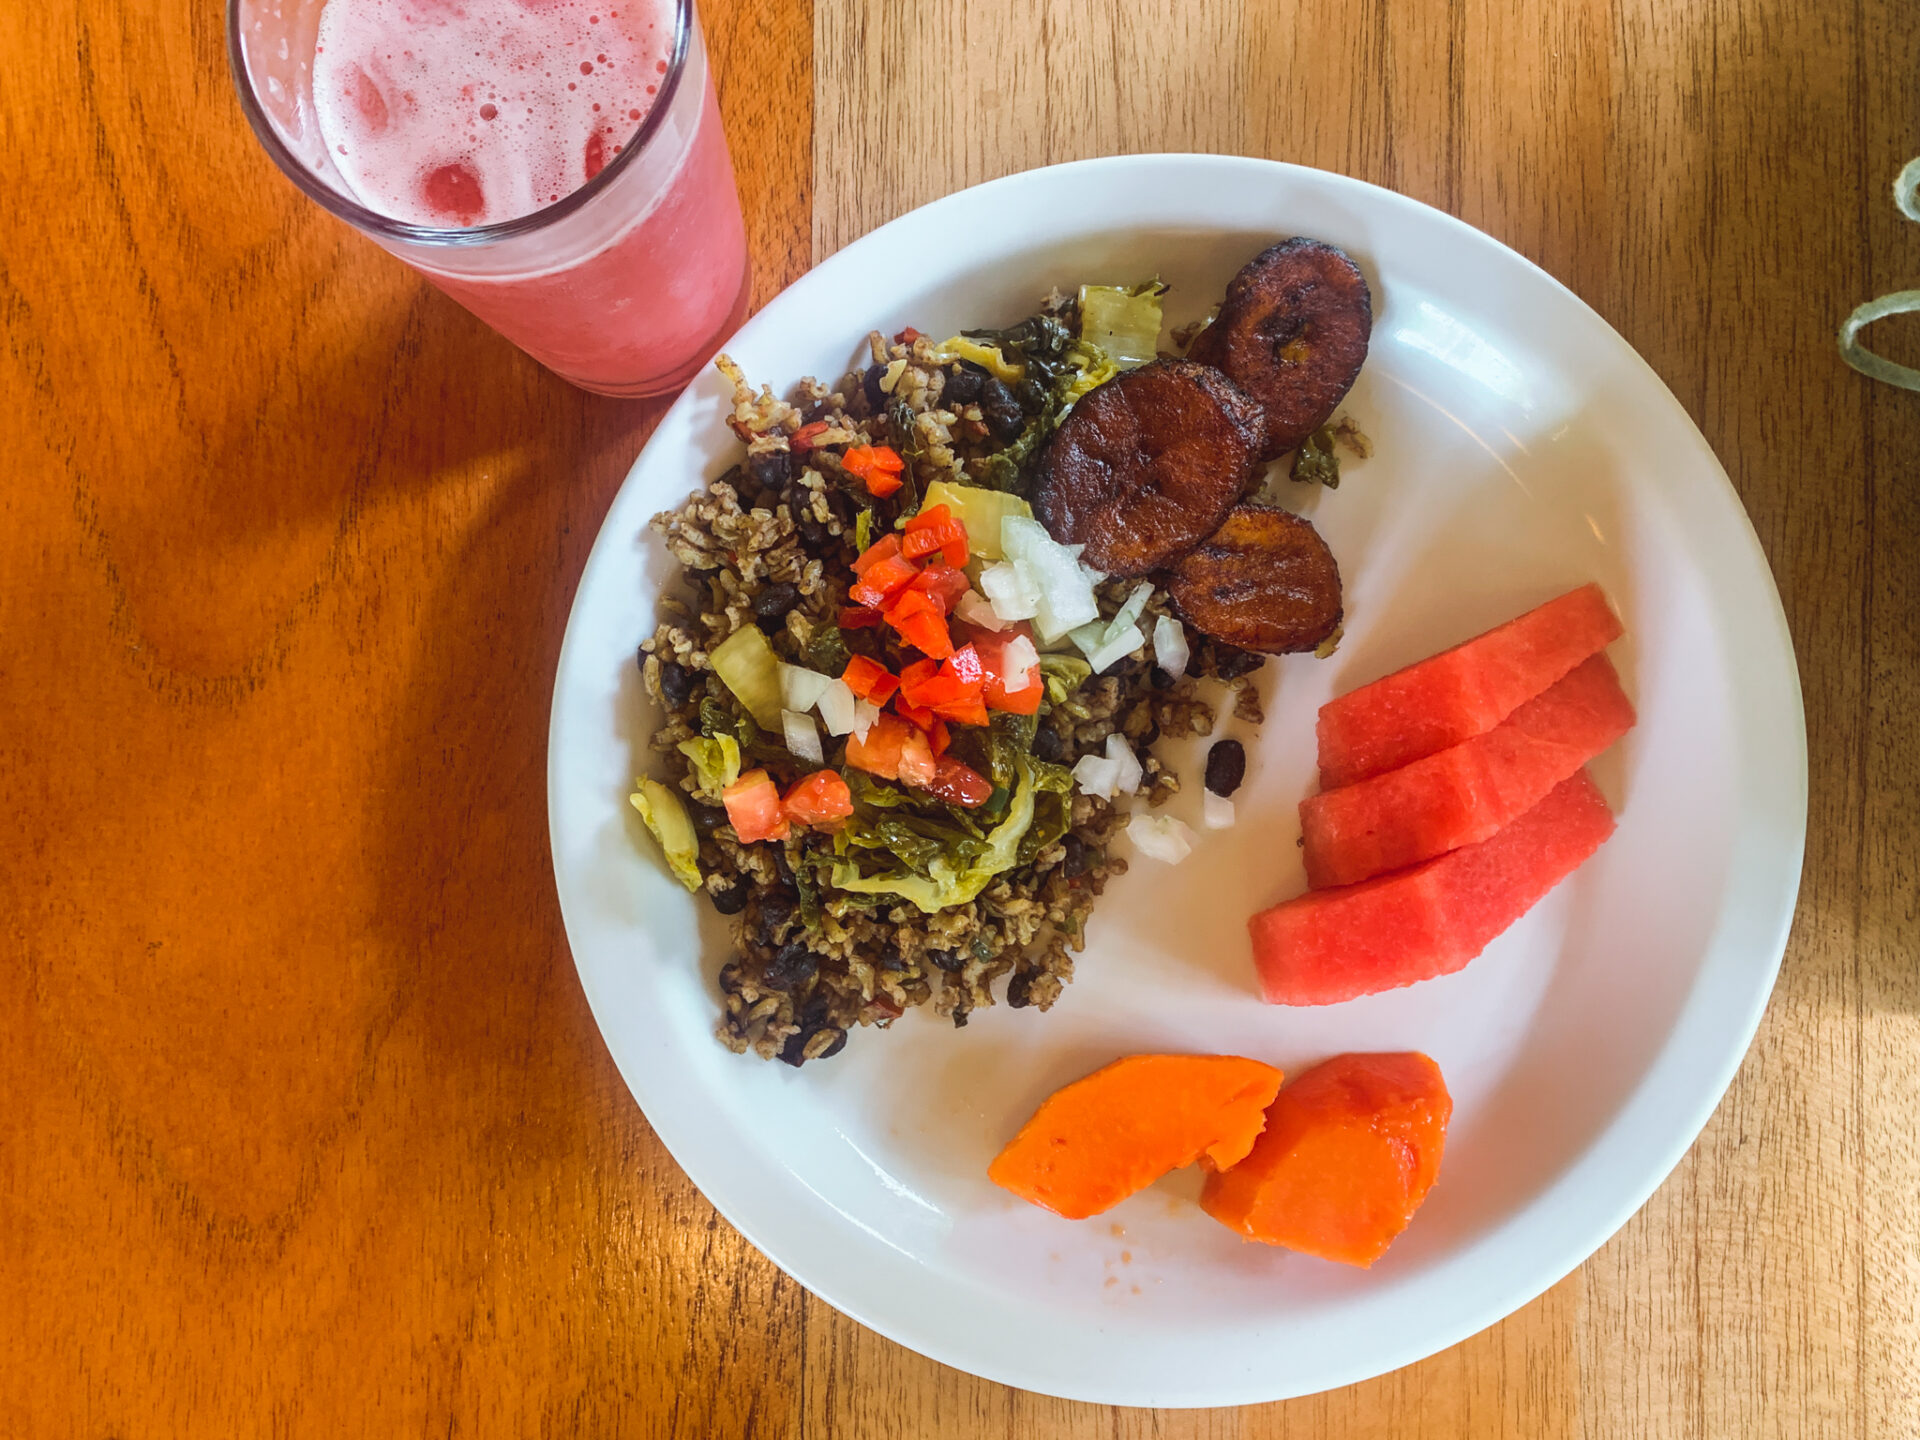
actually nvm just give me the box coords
[312,0,673,227]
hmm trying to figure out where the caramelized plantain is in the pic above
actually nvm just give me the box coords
[1188,239,1372,459]
[1165,504,1342,653]
[1032,358,1268,576]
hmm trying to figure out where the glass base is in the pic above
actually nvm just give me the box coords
[557,264,754,399]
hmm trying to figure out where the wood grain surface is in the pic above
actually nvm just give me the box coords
[3,0,1916,1434]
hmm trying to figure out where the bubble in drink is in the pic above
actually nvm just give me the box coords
[312,0,672,227]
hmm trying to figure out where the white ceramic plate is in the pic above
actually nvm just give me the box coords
[548,155,1806,1407]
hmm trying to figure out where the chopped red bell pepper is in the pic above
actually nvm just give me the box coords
[722,768,790,844]
[908,561,971,614]
[782,770,854,830]
[790,420,831,453]
[893,696,938,731]
[927,718,952,756]
[850,552,921,608]
[839,605,885,630]
[895,326,924,345]
[841,655,900,705]
[852,533,901,574]
[925,755,993,808]
[931,695,991,727]
[903,504,970,567]
[842,444,906,498]
[882,589,954,658]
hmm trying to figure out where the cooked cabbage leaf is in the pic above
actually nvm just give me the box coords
[630,778,702,892]
[676,734,741,799]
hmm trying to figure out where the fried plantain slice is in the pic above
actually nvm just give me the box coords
[1165,504,1343,653]
[1188,238,1372,459]
[1032,358,1268,576]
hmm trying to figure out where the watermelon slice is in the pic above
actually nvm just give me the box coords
[1251,770,1616,1005]
[1301,652,1635,888]
[1315,584,1623,789]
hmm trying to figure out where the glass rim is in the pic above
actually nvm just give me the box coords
[225,0,694,248]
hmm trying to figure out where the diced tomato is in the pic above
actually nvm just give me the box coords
[900,661,964,709]
[925,755,993,808]
[842,444,906,498]
[946,643,984,689]
[898,657,940,693]
[852,533,902,575]
[722,769,790,843]
[883,589,954,658]
[840,654,898,704]
[971,623,1045,715]
[844,713,911,780]
[928,718,952,756]
[896,726,938,789]
[782,770,854,830]
[790,420,831,453]
[850,553,920,608]
[909,562,971,614]
[894,326,924,345]
[839,605,885,630]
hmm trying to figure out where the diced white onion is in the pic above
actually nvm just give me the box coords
[1106,733,1143,796]
[1153,613,1190,680]
[1001,516,1102,641]
[1001,633,1040,690]
[980,560,1040,621]
[1085,622,1145,676]
[816,678,858,736]
[1072,753,1122,800]
[1202,790,1236,830]
[779,663,833,714]
[1128,813,1195,864]
[955,590,1008,631]
[1109,581,1155,639]
[782,709,823,765]
[851,698,882,741]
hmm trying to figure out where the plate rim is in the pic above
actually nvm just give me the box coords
[546,152,1808,1406]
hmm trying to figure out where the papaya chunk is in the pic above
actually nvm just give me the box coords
[988,1054,1285,1220]
[1200,1052,1451,1267]
[1032,358,1268,576]
[1189,238,1373,459]
[1165,503,1343,654]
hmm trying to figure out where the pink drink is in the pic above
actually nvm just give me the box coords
[233,0,747,396]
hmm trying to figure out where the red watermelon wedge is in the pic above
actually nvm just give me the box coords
[1315,584,1623,789]
[1251,770,1616,1006]
[1301,652,1635,888]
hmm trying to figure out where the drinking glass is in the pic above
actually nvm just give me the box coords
[228,0,750,398]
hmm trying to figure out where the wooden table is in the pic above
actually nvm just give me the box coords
[6,0,1917,1433]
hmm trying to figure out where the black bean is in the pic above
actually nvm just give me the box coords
[796,991,832,1031]
[814,1028,848,1060]
[1006,969,1035,1008]
[951,1008,971,1029]
[657,658,696,707]
[876,943,907,972]
[777,1028,812,1067]
[944,363,985,405]
[862,362,889,410]
[978,377,1025,442]
[753,582,802,630]
[764,941,818,991]
[926,948,966,974]
[687,799,728,832]
[1061,834,1091,878]
[755,888,798,937]
[1031,726,1065,764]
[1150,664,1175,690]
[717,959,744,992]
[748,449,793,490]
[1210,644,1264,680]
[1138,717,1161,748]
[1205,739,1247,797]
[710,880,750,916]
